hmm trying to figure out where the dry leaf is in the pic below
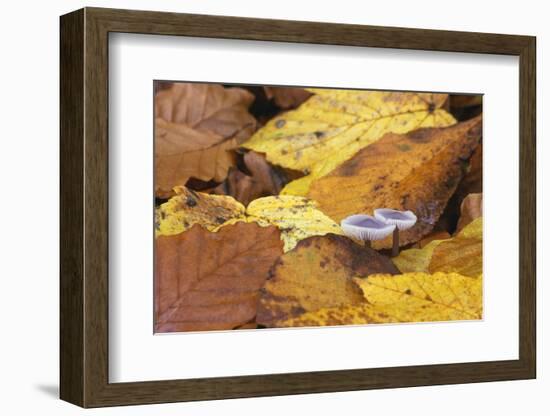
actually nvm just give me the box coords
[393,217,482,277]
[456,193,482,233]
[257,234,399,326]
[243,89,455,196]
[155,186,245,236]
[156,189,343,252]
[276,272,482,327]
[212,151,285,205]
[155,222,283,332]
[308,116,482,248]
[155,83,256,197]
[263,86,313,109]
[355,272,482,322]
[418,230,451,248]
[245,195,343,252]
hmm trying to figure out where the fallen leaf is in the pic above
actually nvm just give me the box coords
[456,193,482,233]
[155,222,283,332]
[275,272,482,327]
[156,189,343,252]
[211,151,286,205]
[155,83,256,197]
[263,86,313,109]
[256,234,399,326]
[355,272,482,321]
[243,89,455,195]
[246,195,344,252]
[393,217,482,277]
[155,186,245,236]
[308,116,482,248]
[275,303,396,328]
[418,230,451,248]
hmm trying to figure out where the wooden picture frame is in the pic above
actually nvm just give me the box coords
[60,7,536,408]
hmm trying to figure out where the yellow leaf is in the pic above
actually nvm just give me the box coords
[393,217,482,277]
[242,89,455,196]
[355,272,482,322]
[245,195,343,251]
[276,272,482,327]
[156,188,343,252]
[155,186,246,236]
[257,234,400,326]
[275,303,396,328]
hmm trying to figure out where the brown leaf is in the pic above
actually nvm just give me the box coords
[212,151,285,205]
[418,230,451,248]
[155,83,257,197]
[456,193,482,233]
[263,86,312,109]
[155,222,283,332]
[308,115,482,249]
[257,234,399,326]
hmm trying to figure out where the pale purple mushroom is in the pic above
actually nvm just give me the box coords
[340,214,396,248]
[374,208,417,256]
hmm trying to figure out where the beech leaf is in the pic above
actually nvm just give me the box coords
[155,186,245,236]
[156,189,343,252]
[155,222,283,332]
[308,116,482,248]
[211,151,286,205]
[256,234,400,326]
[276,272,482,327]
[243,89,455,196]
[393,217,482,278]
[155,83,256,197]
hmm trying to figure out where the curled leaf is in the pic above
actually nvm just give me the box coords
[155,186,245,236]
[212,151,286,205]
[156,189,343,252]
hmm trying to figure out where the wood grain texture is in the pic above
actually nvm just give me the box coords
[59,7,536,408]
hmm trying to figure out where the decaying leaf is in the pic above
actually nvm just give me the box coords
[276,272,482,327]
[155,83,256,197]
[263,86,313,109]
[155,222,283,332]
[308,116,482,248]
[243,89,456,196]
[393,217,482,277]
[456,193,482,233]
[156,189,343,252]
[155,186,245,236]
[245,195,344,252]
[211,151,286,205]
[257,234,400,326]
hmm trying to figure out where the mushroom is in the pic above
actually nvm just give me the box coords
[374,208,417,257]
[340,214,396,248]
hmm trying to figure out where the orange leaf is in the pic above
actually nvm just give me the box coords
[308,116,482,248]
[155,222,283,332]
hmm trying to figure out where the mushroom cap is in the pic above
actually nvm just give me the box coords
[340,214,396,241]
[374,208,417,231]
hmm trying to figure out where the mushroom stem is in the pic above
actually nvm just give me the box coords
[365,240,371,249]
[392,228,399,257]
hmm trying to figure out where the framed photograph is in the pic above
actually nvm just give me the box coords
[60,7,536,408]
